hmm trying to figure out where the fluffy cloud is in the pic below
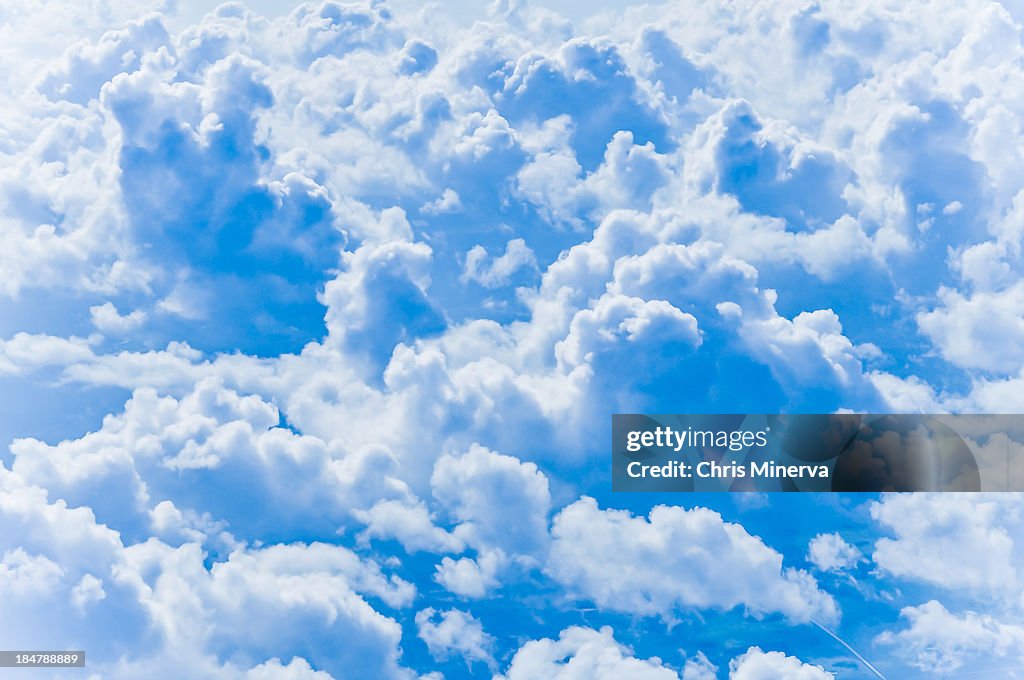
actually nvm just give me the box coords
[547,497,839,624]
[355,498,463,554]
[462,238,538,288]
[431,444,551,557]
[877,600,1024,674]
[91,302,147,334]
[113,540,415,679]
[5,0,1024,676]
[807,533,862,573]
[8,377,412,540]
[496,626,680,680]
[870,494,1023,596]
[682,652,718,680]
[918,282,1024,373]
[0,333,94,376]
[433,549,504,599]
[38,15,171,104]
[728,647,833,680]
[415,607,495,669]
[245,657,334,679]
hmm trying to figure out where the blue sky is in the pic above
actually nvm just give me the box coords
[2,0,1024,677]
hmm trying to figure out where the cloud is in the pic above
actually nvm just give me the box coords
[708,100,852,228]
[547,497,839,624]
[355,498,464,554]
[807,533,862,573]
[461,238,537,288]
[515,127,672,227]
[420,188,461,215]
[6,0,1024,676]
[918,282,1024,373]
[321,238,444,373]
[114,540,415,679]
[71,572,107,611]
[414,607,495,669]
[433,549,504,599]
[0,333,94,376]
[495,626,681,680]
[431,444,551,557]
[102,44,344,353]
[556,293,702,370]
[0,547,65,596]
[37,15,171,104]
[728,647,834,679]
[0,462,143,659]
[8,377,412,540]
[245,657,334,680]
[877,600,1024,674]
[91,302,147,334]
[682,652,718,680]
[870,494,1022,597]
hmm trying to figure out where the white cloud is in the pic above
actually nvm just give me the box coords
[547,497,839,624]
[0,333,95,376]
[320,238,441,370]
[462,238,538,288]
[0,463,141,658]
[918,282,1024,373]
[113,540,416,679]
[355,498,463,554]
[434,549,504,599]
[420,188,461,215]
[0,548,65,596]
[90,302,147,334]
[38,14,170,104]
[725,306,881,406]
[71,573,107,611]
[496,626,681,680]
[415,607,495,669]
[556,293,702,369]
[516,127,672,227]
[870,494,1023,597]
[877,600,1024,674]
[728,647,833,680]
[807,533,862,573]
[6,0,1024,675]
[8,377,412,538]
[682,652,718,680]
[245,657,334,680]
[431,444,551,556]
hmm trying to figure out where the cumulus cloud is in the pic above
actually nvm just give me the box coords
[431,444,551,557]
[682,652,718,680]
[433,549,504,599]
[4,0,1024,675]
[461,238,537,288]
[8,377,412,539]
[547,497,839,624]
[877,600,1024,674]
[355,498,463,554]
[870,494,1023,597]
[90,302,147,334]
[114,540,415,679]
[0,333,94,376]
[728,647,833,679]
[496,626,681,680]
[807,533,862,573]
[415,607,495,669]
[918,283,1024,373]
[245,657,334,680]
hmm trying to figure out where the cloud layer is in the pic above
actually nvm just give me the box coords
[3,0,1024,677]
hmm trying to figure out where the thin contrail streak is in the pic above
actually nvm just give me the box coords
[811,619,887,680]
